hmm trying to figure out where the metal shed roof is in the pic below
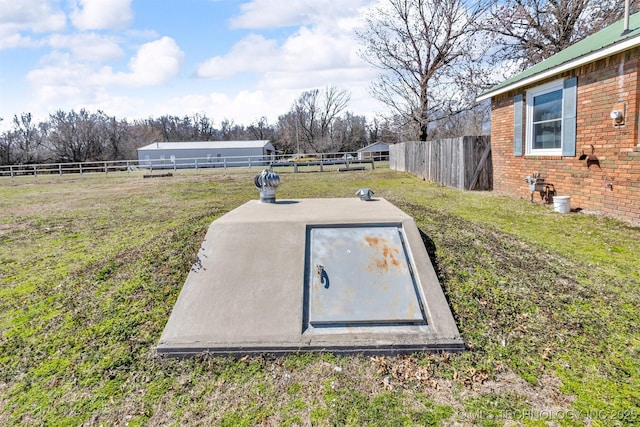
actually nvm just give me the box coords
[477,12,640,101]
[358,141,390,152]
[137,140,273,151]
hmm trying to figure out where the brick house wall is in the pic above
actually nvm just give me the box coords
[491,49,640,225]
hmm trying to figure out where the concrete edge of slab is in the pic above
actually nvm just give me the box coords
[157,341,465,358]
[156,198,465,357]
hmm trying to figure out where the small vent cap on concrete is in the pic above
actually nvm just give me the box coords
[254,169,281,203]
[356,188,374,201]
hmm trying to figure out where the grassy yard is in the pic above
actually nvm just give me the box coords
[0,166,638,426]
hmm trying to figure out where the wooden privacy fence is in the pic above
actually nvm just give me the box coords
[389,136,492,191]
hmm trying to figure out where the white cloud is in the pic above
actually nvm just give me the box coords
[230,0,374,29]
[197,6,369,79]
[71,37,184,88]
[48,33,123,62]
[161,80,382,125]
[28,37,183,89]
[259,67,376,93]
[230,0,314,29]
[70,0,133,31]
[279,26,355,70]
[196,34,279,78]
[0,0,67,32]
[0,0,66,49]
[78,88,147,117]
[140,91,277,125]
[25,60,99,117]
[160,90,288,124]
[112,36,184,86]
[0,33,39,50]
[27,51,91,85]
[24,37,184,119]
[2,0,386,128]
[192,1,382,122]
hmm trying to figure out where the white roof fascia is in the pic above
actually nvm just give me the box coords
[477,35,640,101]
[137,140,270,151]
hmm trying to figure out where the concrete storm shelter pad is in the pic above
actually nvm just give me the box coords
[157,198,463,356]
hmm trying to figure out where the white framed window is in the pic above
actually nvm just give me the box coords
[526,79,564,155]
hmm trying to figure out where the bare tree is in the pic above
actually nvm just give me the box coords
[8,113,48,164]
[293,89,321,151]
[147,113,225,141]
[128,120,162,155]
[292,86,351,152]
[428,101,491,139]
[330,112,369,152]
[0,117,13,165]
[48,109,105,162]
[220,119,247,140]
[485,0,638,72]
[274,112,299,155]
[101,113,129,160]
[376,114,416,143]
[152,115,188,141]
[358,0,491,141]
[320,86,351,141]
[192,113,216,140]
[247,116,275,141]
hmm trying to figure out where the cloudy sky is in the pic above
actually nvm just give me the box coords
[0,0,383,129]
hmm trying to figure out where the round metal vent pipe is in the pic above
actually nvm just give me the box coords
[254,169,281,203]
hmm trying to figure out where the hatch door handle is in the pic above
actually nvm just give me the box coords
[316,264,330,289]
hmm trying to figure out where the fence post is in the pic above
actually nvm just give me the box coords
[80,163,83,175]
[10,166,13,179]
[104,161,108,174]
[59,164,62,176]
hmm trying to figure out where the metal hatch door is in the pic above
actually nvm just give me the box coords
[306,225,426,327]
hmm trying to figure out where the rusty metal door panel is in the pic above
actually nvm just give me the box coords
[307,225,426,327]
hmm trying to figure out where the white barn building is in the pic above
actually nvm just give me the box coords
[357,141,390,160]
[137,140,276,169]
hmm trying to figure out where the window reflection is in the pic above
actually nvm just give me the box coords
[532,89,562,150]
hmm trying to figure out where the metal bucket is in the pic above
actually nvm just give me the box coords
[553,196,571,214]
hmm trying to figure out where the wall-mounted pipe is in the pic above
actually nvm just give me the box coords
[623,0,631,35]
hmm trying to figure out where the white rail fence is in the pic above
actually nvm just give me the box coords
[0,152,386,181]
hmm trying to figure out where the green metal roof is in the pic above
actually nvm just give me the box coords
[478,12,640,100]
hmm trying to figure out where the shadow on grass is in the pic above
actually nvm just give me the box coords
[417,228,465,340]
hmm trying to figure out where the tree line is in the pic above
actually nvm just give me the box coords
[1,0,634,165]
[0,84,484,166]
[0,90,364,166]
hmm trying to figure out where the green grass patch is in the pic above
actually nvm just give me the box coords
[1,167,638,425]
